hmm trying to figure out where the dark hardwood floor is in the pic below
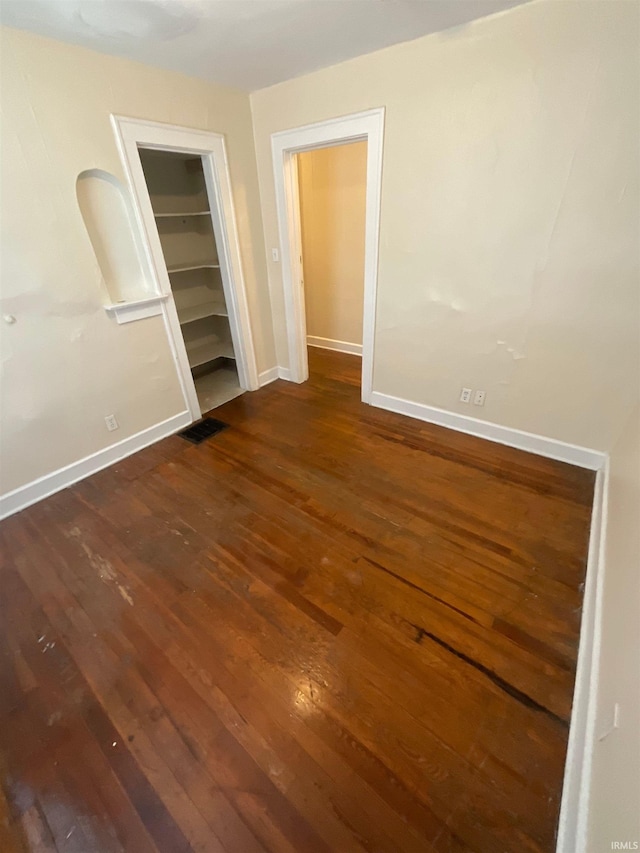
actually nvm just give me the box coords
[0,348,595,852]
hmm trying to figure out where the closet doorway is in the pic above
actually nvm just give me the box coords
[112,116,258,423]
[139,148,240,413]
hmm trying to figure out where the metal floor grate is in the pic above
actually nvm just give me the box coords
[178,417,229,445]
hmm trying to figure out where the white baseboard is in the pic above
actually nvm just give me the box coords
[556,461,609,852]
[258,366,294,385]
[258,366,281,387]
[307,336,362,356]
[0,410,192,521]
[369,391,606,470]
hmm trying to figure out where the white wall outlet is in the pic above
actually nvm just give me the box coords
[271,248,280,262]
[473,390,486,406]
[459,388,472,404]
[104,414,119,432]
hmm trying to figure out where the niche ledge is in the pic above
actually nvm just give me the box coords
[104,294,168,324]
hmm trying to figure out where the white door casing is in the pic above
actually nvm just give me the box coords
[111,115,259,421]
[270,108,385,402]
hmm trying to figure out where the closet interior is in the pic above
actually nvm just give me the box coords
[138,148,243,414]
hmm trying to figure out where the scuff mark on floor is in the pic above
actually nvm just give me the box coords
[65,526,134,605]
[47,710,63,727]
[117,585,134,606]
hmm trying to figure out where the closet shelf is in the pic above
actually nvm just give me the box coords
[140,146,240,415]
[154,211,210,219]
[187,339,235,369]
[167,262,220,274]
[178,302,229,325]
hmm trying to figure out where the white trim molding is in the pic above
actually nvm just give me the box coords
[307,336,362,356]
[258,366,280,386]
[111,115,259,423]
[270,108,384,403]
[369,391,606,470]
[556,461,609,852]
[0,411,191,520]
[104,294,168,324]
[258,366,295,386]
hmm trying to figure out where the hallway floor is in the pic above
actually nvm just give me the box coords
[0,349,595,852]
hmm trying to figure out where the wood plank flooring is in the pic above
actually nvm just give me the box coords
[0,348,595,852]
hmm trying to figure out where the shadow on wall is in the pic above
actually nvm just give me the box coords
[76,168,154,305]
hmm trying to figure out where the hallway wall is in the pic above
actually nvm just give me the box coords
[297,142,367,349]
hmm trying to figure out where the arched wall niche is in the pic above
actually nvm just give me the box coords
[76,168,156,304]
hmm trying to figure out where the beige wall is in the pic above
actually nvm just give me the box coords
[298,142,367,346]
[0,26,273,496]
[251,0,639,453]
[588,403,640,849]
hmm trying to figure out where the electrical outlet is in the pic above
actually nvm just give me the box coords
[459,388,472,404]
[271,248,280,262]
[474,390,486,406]
[104,414,119,432]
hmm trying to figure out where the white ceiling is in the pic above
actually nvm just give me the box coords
[0,0,526,92]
